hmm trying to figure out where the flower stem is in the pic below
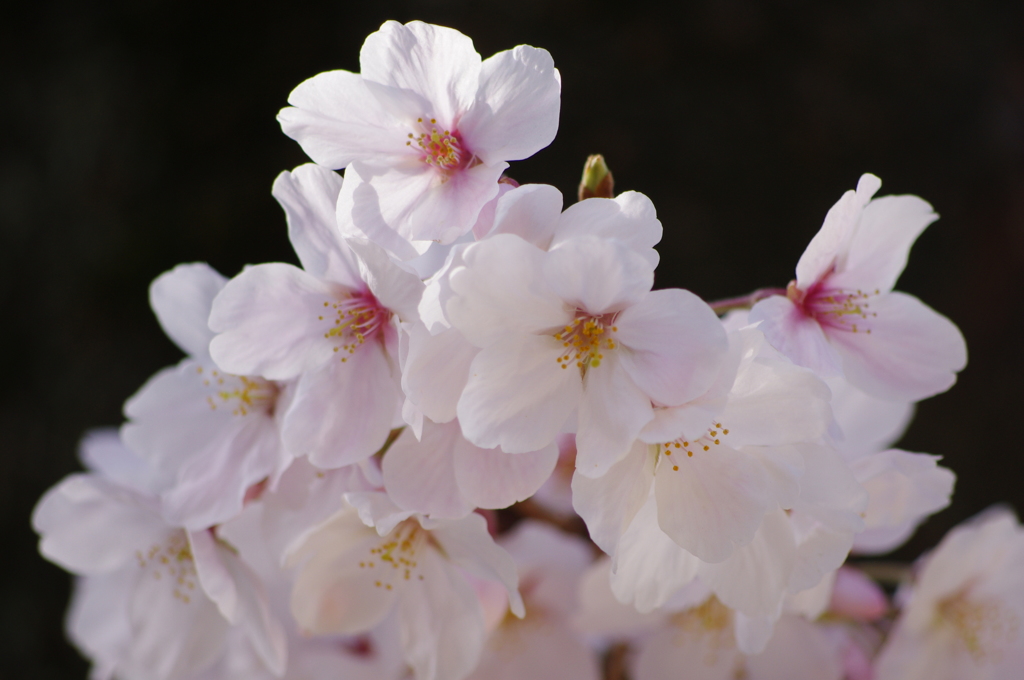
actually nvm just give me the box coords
[706,287,787,314]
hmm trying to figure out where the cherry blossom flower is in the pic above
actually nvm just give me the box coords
[749,174,967,402]
[209,164,423,468]
[279,21,560,258]
[285,491,523,680]
[874,508,1024,679]
[33,432,286,680]
[446,232,726,476]
[121,263,291,531]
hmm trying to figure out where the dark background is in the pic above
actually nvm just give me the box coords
[3,0,1022,676]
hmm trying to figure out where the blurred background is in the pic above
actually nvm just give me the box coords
[3,0,1022,675]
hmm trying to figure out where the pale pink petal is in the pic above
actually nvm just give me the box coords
[571,441,654,554]
[795,174,880,289]
[382,422,473,520]
[360,21,481,127]
[829,566,888,622]
[459,45,560,164]
[654,443,770,563]
[209,263,342,380]
[699,509,796,618]
[33,475,165,574]
[829,291,967,402]
[66,573,132,678]
[829,193,937,294]
[79,428,166,496]
[749,295,843,377]
[397,551,485,680]
[127,550,229,679]
[470,621,600,680]
[747,614,843,680]
[787,518,855,593]
[272,164,361,286]
[633,624,738,680]
[611,496,701,613]
[576,353,654,478]
[453,436,558,510]
[791,443,867,533]
[457,335,581,453]
[218,542,288,675]
[354,158,507,246]
[402,324,476,423]
[615,288,728,407]
[149,263,226,360]
[851,449,955,554]
[347,237,424,322]
[544,236,653,313]
[826,376,915,458]
[550,191,662,268]
[278,70,409,168]
[282,345,399,468]
[448,233,567,347]
[289,523,399,635]
[190,529,238,621]
[574,557,666,636]
[338,163,429,261]
[429,513,524,617]
[486,183,563,247]
[716,330,832,447]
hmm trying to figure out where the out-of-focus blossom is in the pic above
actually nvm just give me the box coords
[874,508,1024,680]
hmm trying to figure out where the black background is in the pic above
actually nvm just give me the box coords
[3,0,1023,676]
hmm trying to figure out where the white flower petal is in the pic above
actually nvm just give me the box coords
[453,436,558,510]
[149,263,227,361]
[360,21,481,128]
[576,353,654,477]
[382,422,473,520]
[282,344,399,468]
[615,288,728,407]
[457,335,580,453]
[654,443,770,563]
[209,263,342,380]
[273,163,361,286]
[571,441,655,554]
[459,45,560,164]
[278,69,408,168]
[829,291,967,402]
[550,191,662,268]
[544,236,653,314]
[611,496,701,613]
[829,193,937,294]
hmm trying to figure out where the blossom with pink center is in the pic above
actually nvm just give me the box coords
[279,21,560,259]
[749,173,966,402]
[209,164,423,468]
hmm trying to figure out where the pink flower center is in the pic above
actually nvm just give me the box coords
[407,117,469,173]
[318,290,391,362]
[358,520,427,590]
[554,313,619,373]
[789,280,879,335]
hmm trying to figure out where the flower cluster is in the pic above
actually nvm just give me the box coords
[33,19,1021,680]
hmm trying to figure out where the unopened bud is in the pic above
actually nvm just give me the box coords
[577,154,614,201]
